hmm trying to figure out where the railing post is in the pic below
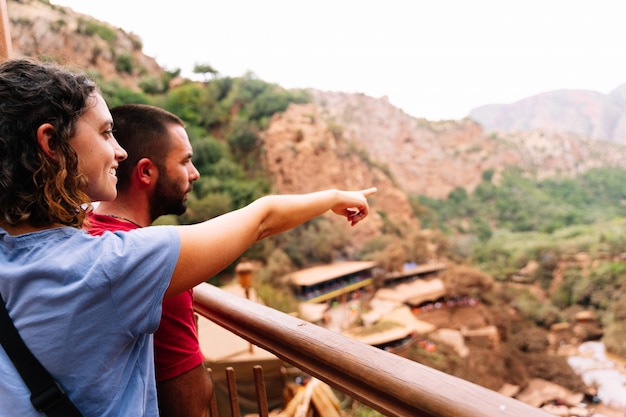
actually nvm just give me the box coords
[0,0,12,61]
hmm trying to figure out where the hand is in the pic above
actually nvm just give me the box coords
[331,187,377,226]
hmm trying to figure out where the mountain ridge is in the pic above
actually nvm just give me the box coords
[469,85,626,144]
[306,89,626,199]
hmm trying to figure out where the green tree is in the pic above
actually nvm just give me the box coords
[163,83,207,125]
[99,79,149,107]
[193,62,218,81]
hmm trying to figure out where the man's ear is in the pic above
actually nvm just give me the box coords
[36,123,58,162]
[136,158,157,185]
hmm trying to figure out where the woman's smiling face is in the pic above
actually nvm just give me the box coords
[71,93,127,202]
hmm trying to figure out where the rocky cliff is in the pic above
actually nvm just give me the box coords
[305,89,626,199]
[262,102,420,248]
[6,0,163,88]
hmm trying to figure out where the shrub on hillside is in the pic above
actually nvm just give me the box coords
[603,321,626,358]
[439,265,494,298]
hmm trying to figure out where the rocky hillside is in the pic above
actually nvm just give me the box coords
[6,0,163,88]
[469,86,626,144]
[307,89,626,199]
[263,101,427,246]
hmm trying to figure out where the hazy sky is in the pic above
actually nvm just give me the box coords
[50,0,626,121]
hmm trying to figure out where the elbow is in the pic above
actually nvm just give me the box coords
[255,221,272,241]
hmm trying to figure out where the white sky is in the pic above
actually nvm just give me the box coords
[50,0,626,121]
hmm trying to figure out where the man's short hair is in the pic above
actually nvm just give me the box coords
[110,104,185,192]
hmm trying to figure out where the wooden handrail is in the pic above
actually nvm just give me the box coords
[193,283,551,417]
[0,0,12,61]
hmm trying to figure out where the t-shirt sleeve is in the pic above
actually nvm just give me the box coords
[97,225,180,334]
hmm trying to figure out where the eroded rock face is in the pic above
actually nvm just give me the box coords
[7,0,163,88]
[307,89,626,199]
[262,102,419,250]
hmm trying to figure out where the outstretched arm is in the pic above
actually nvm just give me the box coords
[166,188,377,298]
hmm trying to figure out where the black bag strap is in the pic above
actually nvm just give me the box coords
[0,293,83,417]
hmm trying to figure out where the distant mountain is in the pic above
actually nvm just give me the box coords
[469,85,626,144]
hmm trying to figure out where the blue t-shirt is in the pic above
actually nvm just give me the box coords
[0,225,180,416]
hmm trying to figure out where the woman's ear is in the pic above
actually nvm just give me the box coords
[36,123,58,162]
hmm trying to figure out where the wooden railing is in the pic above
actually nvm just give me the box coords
[193,283,551,417]
[0,0,11,61]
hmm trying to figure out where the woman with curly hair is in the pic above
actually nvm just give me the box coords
[0,58,376,416]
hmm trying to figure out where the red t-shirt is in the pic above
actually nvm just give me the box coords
[85,212,205,381]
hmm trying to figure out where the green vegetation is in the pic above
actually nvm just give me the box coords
[98,73,310,216]
[413,167,626,355]
[415,167,626,277]
[415,166,626,236]
[193,63,218,81]
[77,18,116,45]
[96,68,312,306]
[115,54,134,74]
[50,19,66,32]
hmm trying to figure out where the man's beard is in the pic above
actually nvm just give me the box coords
[150,175,189,219]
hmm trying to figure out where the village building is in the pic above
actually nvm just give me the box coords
[288,261,378,304]
[287,261,447,352]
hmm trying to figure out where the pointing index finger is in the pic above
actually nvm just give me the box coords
[362,187,377,197]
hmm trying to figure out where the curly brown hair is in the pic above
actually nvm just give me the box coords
[0,58,97,228]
